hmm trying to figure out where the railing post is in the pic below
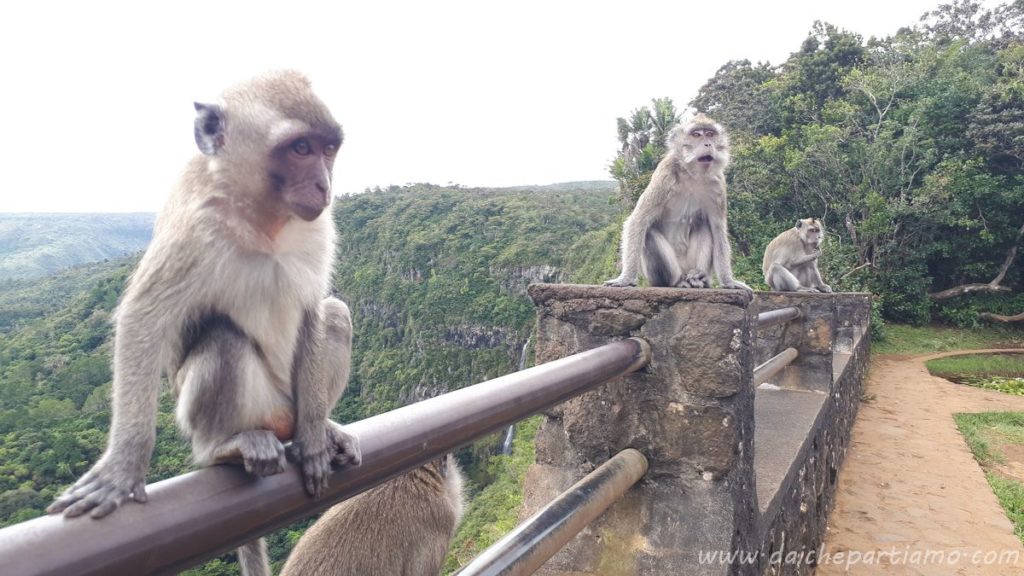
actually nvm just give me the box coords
[753,293,835,391]
[525,284,757,576]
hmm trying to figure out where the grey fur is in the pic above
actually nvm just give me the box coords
[280,455,465,576]
[762,218,833,292]
[605,114,751,291]
[46,71,360,576]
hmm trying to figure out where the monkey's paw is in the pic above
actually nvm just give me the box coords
[47,459,148,519]
[326,421,362,467]
[287,422,361,498]
[722,279,753,292]
[603,277,636,287]
[818,284,833,293]
[235,430,287,477]
[681,270,710,289]
[286,436,331,498]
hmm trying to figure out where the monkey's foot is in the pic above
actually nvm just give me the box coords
[326,421,362,467]
[817,284,833,293]
[288,437,331,497]
[47,459,148,518]
[680,270,710,289]
[233,430,287,477]
[722,279,754,292]
[797,286,817,293]
[603,277,636,287]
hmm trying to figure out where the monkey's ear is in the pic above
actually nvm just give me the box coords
[194,102,225,155]
[794,219,803,229]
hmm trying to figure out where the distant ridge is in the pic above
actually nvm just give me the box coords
[0,213,155,281]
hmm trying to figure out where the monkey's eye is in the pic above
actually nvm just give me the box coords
[291,139,313,156]
[324,143,338,157]
[690,130,703,137]
[704,129,717,137]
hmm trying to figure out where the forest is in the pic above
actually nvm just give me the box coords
[0,0,1022,574]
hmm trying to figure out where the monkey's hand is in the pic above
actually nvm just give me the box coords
[603,276,637,287]
[47,457,148,519]
[721,279,754,292]
[817,284,833,293]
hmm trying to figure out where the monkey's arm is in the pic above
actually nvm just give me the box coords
[709,210,751,291]
[286,300,361,497]
[604,177,668,287]
[808,261,832,292]
[47,300,165,518]
[789,249,821,267]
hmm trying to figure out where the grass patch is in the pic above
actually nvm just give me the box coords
[955,412,1024,544]
[873,324,1024,355]
[927,353,1024,380]
[927,353,1024,395]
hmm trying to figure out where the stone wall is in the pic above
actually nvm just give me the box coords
[522,285,871,575]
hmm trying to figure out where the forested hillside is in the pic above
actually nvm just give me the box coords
[0,182,619,574]
[0,213,153,280]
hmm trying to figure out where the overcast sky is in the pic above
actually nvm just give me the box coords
[0,0,953,212]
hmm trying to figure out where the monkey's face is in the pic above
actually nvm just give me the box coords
[269,130,342,222]
[798,219,824,248]
[673,117,730,169]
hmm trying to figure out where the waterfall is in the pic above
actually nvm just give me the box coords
[501,336,532,455]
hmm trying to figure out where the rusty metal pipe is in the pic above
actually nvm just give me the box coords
[755,306,801,330]
[753,347,799,386]
[455,448,649,576]
[0,338,651,576]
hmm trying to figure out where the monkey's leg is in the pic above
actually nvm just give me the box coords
[768,263,812,292]
[642,228,683,287]
[803,265,833,292]
[175,318,288,477]
[679,226,712,288]
[287,297,361,498]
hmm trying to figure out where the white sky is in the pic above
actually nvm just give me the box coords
[0,0,950,212]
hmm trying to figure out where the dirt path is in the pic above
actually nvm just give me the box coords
[818,350,1024,576]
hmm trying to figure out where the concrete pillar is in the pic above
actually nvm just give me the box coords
[524,284,758,576]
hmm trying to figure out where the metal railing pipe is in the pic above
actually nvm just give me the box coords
[0,338,651,576]
[755,306,801,330]
[456,448,649,576]
[753,347,799,386]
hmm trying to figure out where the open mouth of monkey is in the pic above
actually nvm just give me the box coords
[697,155,714,163]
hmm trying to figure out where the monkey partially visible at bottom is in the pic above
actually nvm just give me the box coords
[280,455,465,576]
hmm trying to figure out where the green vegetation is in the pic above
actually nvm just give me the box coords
[0,182,619,575]
[610,1,1024,327]
[444,416,541,574]
[927,353,1024,395]
[872,324,1024,355]
[927,353,1024,380]
[954,412,1024,543]
[0,213,152,280]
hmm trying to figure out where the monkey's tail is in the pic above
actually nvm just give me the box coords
[238,538,271,576]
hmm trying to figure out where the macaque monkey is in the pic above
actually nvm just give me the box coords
[605,114,750,291]
[762,218,832,292]
[280,455,466,576]
[47,71,361,575]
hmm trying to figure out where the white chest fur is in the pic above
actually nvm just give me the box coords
[208,219,332,391]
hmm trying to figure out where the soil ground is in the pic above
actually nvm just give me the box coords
[818,350,1024,575]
